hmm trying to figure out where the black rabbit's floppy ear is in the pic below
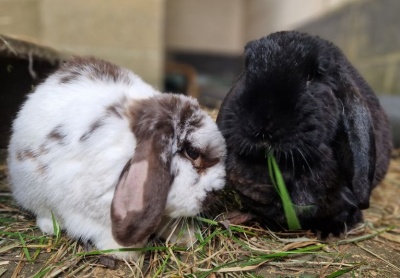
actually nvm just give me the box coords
[336,86,376,209]
[111,137,172,246]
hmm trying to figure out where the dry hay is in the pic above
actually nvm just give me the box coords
[1,147,400,278]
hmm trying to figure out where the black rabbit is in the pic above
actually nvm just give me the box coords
[216,31,392,236]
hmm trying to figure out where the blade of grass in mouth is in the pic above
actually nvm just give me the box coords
[267,153,301,230]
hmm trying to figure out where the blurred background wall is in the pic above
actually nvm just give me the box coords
[165,0,362,106]
[1,0,399,104]
[166,0,352,55]
[0,0,165,88]
[2,0,399,146]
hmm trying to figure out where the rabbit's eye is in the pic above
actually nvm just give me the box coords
[185,146,200,161]
[183,145,203,169]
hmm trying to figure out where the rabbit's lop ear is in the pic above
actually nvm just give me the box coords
[336,86,376,209]
[111,137,171,246]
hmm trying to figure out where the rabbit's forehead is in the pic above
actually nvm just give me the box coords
[182,115,226,157]
[128,93,226,158]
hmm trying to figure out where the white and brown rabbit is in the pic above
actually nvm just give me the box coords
[8,57,226,259]
[216,31,392,237]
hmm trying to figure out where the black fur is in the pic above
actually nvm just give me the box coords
[216,31,392,236]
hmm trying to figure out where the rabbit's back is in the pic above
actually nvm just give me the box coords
[8,58,157,225]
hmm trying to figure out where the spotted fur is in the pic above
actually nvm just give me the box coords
[8,56,226,260]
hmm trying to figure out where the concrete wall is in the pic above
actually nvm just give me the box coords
[298,0,400,95]
[2,0,398,96]
[165,0,400,96]
[244,0,353,42]
[0,0,41,39]
[0,0,165,88]
[165,0,354,54]
[165,0,244,55]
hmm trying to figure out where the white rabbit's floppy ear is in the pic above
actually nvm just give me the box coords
[335,86,376,209]
[111,137,171,246]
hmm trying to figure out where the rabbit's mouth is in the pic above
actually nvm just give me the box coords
[242,133,314,160]
[233,134,270,157]
[242,131,287,155]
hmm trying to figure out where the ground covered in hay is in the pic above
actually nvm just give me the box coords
[1,146,400,278]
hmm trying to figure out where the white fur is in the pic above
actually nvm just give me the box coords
[7,58,226,260]
[166,115,226,217]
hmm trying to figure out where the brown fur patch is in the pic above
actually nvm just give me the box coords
[16,138,54,161]
[38,144,50,156]
[36,163,48,175]
[127,96,175,152]
[16,149,37,161]
[15,149,48,174]
[80,119,104,141]
[201,142,223,170]
[179,101,204,130]
[197,156,220,174]
[58,57,132,85]
[47,125,66,144]
[59,70,81,84]
[106,103,124,119]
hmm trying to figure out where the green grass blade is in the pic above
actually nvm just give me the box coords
[18,232,32,262]
[267,155,277,187]
[195,216,218,226]
[32,266,54,278]
[32,236,46,260]
[0,231,46,240]
[51,212,61,244]
[75,245,186,257]
[196,244,325,277]
[268,154,301,230]
[326,265,360,278]
[152,252,172,278]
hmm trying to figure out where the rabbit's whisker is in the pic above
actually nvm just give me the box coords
[290,149,295,175]
[297,147,314,176]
